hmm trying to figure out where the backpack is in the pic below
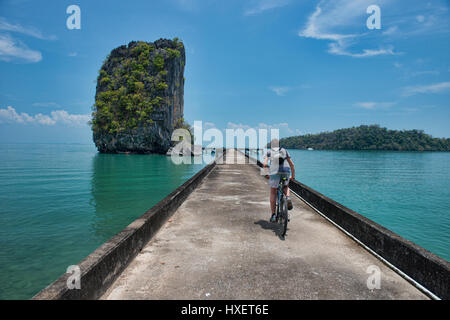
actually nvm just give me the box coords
[270,147,287,167]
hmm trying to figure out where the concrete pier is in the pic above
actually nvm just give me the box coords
[101,149,428,300]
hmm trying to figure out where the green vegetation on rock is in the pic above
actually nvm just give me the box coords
[91,39,184,135]
[280,125,450,151]
[174,117,195,142]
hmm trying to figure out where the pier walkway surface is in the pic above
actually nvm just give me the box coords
[102,149,428,300]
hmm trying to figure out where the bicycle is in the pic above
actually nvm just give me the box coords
[275,173,290,239]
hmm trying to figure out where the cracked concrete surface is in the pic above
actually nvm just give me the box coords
[101,149,428,300]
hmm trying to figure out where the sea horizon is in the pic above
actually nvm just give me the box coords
[1,143,448,299]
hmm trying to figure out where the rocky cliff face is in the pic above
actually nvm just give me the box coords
[92,39,185,154]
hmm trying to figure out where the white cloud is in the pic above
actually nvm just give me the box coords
[269,85,311,96]
[380,3,449,38]
[354,101,395,110]
[32,102,61,108]
[0,17,57,40]
[354,102,377,109]
[0,17,57,63]
[68,52,78,57]
[203,122,216,129]
[403,82,450,96]
[50,110,91,126]
[410,70,440,77]
[398,65,440,81]
[382,26,398,35]
[227,122,297,136]
[298,0,397,58]
[244,0,290,16]
[0,34,42,63]
[329,44,395,58]
[258,122,294,135]
[0,106,53,124]
[0,106,90,126]
[227,122,251,130]
[269,86,290,96]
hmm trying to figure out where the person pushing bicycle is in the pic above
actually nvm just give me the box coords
[263,139,295,223]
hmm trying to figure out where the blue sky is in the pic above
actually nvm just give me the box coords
[0,0,449,144]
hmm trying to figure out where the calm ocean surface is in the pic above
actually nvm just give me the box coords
[0,144,211,299]
[0,144,449,299]
[285,149,450,262]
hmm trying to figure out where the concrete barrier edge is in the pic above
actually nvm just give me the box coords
[242,150,450,300]
[32,155,220,300]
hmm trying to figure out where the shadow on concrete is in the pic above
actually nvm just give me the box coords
[254,220,286,241]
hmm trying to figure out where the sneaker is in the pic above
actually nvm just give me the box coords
[270,213,276,223]
[287,197,293,210]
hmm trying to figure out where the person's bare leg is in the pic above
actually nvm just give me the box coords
[270,188,277,214]
[284,184,293,211]
[283,186,290,197]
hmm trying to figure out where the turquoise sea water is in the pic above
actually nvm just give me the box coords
[285,149,450,262]
[1,145,449,299]
[249,148,450,261]
[0,144,210,300]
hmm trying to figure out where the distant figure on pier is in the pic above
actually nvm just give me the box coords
[263,139,296,223]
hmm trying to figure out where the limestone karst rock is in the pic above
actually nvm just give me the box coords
[92,38,185,154]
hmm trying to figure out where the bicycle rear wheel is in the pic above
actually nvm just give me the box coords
[280,196,288,237]
[275,189,281,222]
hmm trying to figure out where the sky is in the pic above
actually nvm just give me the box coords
[0,0,449,144]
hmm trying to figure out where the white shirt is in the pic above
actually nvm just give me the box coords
[265,147,290,175]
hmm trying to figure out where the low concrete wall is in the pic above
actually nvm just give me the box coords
[244,151,449,300]
[33,156,219,300]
